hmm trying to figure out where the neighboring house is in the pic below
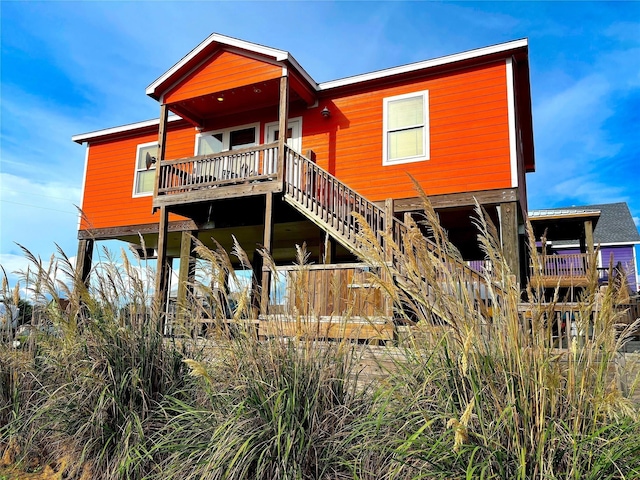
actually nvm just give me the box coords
[72,33,535,323]
[528,203,640,294]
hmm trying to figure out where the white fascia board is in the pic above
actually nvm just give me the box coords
[285,54,318,90]
[318,38,528,91]
[506,58,518,188]
[77,144,90,230]
[72,115,182,144]
[550,241,640,249]
[146,33,291,96]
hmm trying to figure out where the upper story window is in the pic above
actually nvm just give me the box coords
[195,123,259,155]
[133,141,158,197]
[382,90,430,165]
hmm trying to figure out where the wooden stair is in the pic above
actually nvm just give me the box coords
[280,148,500,320]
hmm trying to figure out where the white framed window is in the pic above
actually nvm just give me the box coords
[133,141,158,197]
[382,90,430,165]
[195,123,260,179]
[195,122,260,155]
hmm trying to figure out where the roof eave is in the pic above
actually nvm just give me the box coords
[318,38,529,91]
[72,115,183,144]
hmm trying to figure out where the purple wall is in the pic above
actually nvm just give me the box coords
[600,246,638,293]
[551,245,638,292]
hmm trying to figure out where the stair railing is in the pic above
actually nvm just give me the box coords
[282,146,503,314]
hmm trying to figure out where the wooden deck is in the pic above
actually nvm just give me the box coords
[153,142,282,208]
[529,253,591,287]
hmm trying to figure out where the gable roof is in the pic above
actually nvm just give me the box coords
[529,202,640,245]
[75,34,533,154]
[146,32,529,98]
[146,33,316,101]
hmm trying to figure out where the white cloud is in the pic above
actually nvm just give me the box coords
[0,173,81,264]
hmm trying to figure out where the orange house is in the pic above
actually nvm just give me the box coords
[72,33,535,321]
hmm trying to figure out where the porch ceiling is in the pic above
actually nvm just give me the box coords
[529,212,600,243]
[166,77,309,126]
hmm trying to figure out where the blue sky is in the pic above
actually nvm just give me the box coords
[1,1,639,290]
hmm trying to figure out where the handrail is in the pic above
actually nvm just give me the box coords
[530,253,589,279]
[157,142,279,195]
[282,146,502,313]
[284,147,386,247]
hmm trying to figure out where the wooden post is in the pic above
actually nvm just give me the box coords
[276,75,289,187]
[383,199,395,319]
[76,239,94,287]
[251,250,263,317]
[322,232,335,264]
[152,104,169,205]
[177,230,197,321]
[500,201,521,286]
[584,220,595,255]
[384,199,394,263]
[260,193,275,316]
[154,206,171,326]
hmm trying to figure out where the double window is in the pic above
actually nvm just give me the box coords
[195,124,259,156]
[133,141,158,196]
[383,90,430,165]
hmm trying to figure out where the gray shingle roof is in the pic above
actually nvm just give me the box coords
[528,202,640,245]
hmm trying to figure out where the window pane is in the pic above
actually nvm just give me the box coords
[137,144,158,169]
[230,127,256,149]
[136,170,155,194]
[388,127,424,160]
[388,96,423,130]
[198,133,223,155]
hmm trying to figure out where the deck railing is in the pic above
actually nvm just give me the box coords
[157,142,280,195]
[530,253,590,284]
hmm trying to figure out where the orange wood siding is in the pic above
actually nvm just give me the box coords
[301,61,511,202]
[80,125,196,231]
[164,50,282,104]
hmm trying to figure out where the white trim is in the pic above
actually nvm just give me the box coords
[382,90,430,166]
[318,39,528,91]
[146,33,290,96]
[600,241,640,246]
[132,141,159,198]
[194,122,260,155]
[551,241,640,249]
[146,33,319,97]
[506,58,518,188]
[77,145,90,230]
[75,39,527,145]
[72,115,181,144]
[158,46,290,104]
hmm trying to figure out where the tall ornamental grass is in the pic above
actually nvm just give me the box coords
[1,194,639,479]
[345,190,640,479]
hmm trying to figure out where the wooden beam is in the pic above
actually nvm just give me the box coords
[154,206,171,324]
[152,179,282,209]
[76,238,94,287]
[500,201,520,285]
[388,188,519,212]
[260,193,275,316]
[153,104,169,204]
[276,75,289,186]
[78,220,198,241]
